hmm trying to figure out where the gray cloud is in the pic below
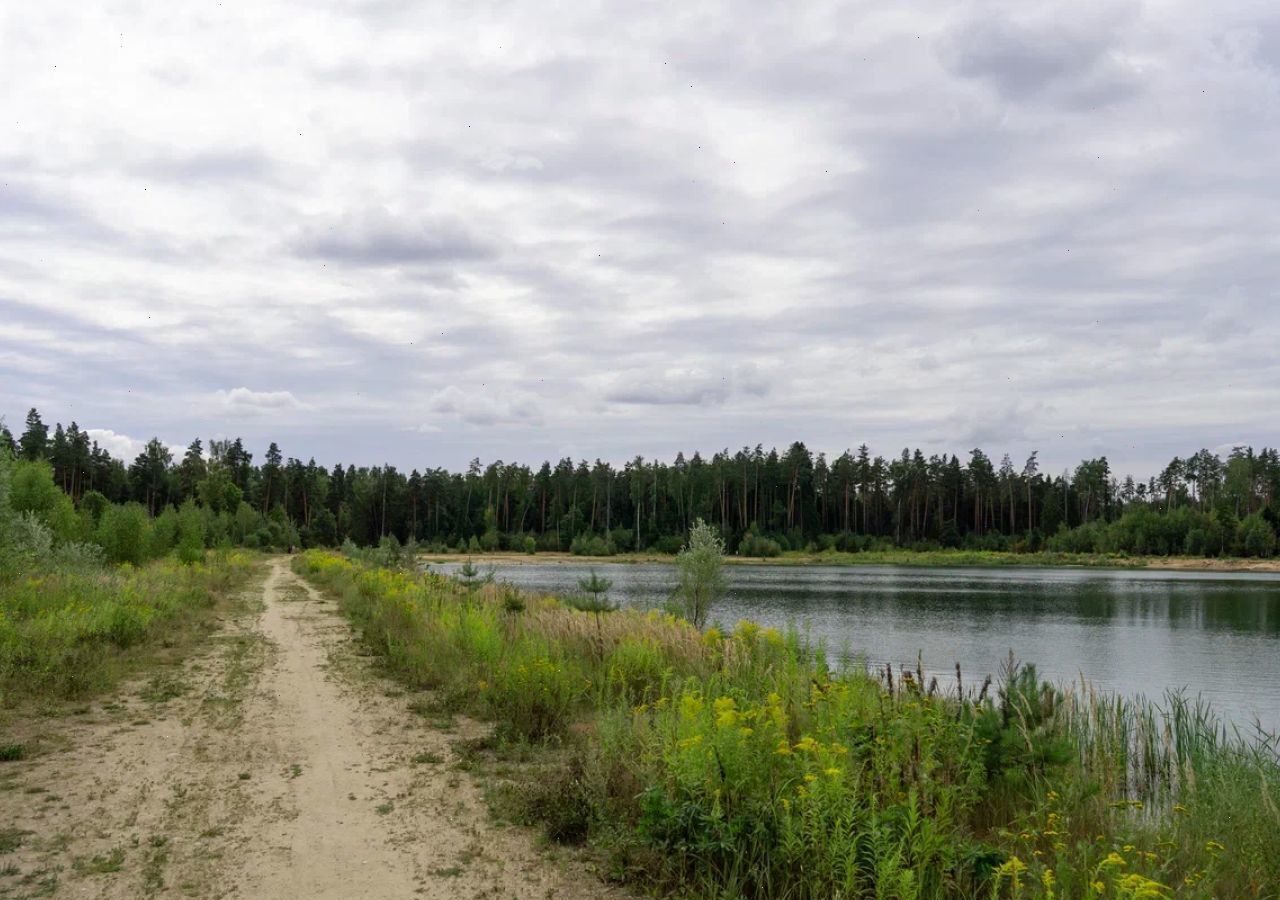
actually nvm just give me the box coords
[604,364,771,407]
[938,6,1141,106]
[292,208,496,266]
[1,0,1278,478]
[131,149,278,184]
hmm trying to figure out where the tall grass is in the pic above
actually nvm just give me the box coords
[0,552,254,700]
[296,551,1280,899]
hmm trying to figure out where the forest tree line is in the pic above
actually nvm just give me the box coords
[2,407,1278,559]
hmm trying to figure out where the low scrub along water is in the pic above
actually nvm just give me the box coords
[429,560,1280,734]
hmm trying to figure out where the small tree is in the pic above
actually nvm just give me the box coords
[673,518,726,629]
[577,568,613,607]
[454,558,494,594]
[571,569,617,657]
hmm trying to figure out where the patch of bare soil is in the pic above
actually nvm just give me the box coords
[0,560,620,899]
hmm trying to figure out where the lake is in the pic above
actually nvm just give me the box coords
[427,560,1280,734]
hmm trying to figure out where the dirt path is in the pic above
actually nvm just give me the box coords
[0,559,617,899]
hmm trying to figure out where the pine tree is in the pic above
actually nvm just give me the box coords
[18,408,48,460]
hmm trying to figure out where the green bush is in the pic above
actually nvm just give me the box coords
[96,503,151,566]
[1237,513,1277,558]
[570,534,614,556]
[652,534,684,554]
[738,530,782,557]
[8,460,61,516]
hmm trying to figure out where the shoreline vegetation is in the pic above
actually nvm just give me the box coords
[297,546,1280,899]
[420,548,1280,574]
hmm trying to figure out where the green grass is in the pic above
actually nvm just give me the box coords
[73,846,125,875]
[0,553,254,703]
[0,827,31,854]
[296,550,1280,899]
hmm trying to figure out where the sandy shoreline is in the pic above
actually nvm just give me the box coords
[419,550,1280,574]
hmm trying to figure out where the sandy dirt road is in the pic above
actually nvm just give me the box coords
[0,559,616,900]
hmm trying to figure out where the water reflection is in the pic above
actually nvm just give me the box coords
[427,561,1280,732]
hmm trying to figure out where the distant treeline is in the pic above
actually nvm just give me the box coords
[2,407,1278,558]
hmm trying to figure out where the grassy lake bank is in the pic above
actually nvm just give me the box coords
[299,550,1280,898]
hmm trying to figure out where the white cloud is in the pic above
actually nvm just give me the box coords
[215,388,303,416]
[426,385,542,427]
[85,428,144,461]
[85,429,183,461]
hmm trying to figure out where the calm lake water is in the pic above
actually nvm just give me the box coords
[428,560,1280,734]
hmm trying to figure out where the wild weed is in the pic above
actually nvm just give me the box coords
[294,550,1280,899]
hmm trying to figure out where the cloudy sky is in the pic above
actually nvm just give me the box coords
[2,0,1278,477]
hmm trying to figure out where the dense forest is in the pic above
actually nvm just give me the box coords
[2,407,1278,558]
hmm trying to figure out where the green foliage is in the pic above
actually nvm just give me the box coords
[1237,513,1276,558]
[96,502,151,565]
[296,551,1280,899]
[79,490,109,524]
[570,533,614,556]
[8,404,1280,562]
[9,460,61,516]
[737,529,783,557]
[196,467,242,514]
[452,558,492,591]
[0,552,252,700]
[673,519,726,629]
[575,568,614,610]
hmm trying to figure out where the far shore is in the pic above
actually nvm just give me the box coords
[418,549,1280,574]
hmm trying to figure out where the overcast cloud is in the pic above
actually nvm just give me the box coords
[2,0,1278,477]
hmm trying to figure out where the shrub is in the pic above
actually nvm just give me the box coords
[79,490,109,525]
[653,535,684,555]
[8,460,61,516]
[738,530,782,558]
[96,503,150,565]
[672,519,725,629]
[1238,513,1277,558]
[487,651,586,741]
[570,534,614,557]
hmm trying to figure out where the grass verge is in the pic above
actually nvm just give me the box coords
[295,550,1280,899]
[0,552,257,705]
